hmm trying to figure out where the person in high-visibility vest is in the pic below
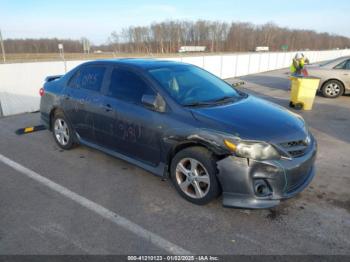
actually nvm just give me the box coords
[290,53,309,75]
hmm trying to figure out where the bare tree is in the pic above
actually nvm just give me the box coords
[4,20,350,54]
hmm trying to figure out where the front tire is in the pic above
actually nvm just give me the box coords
[170,146,221,205]
[322,80,344,98]
[52,111,75,150]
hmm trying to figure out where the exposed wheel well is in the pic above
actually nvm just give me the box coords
[166,141,225,176]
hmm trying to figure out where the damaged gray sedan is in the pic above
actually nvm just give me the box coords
[40,59,317,209]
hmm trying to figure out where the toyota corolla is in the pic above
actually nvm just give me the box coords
[40,59,317,208]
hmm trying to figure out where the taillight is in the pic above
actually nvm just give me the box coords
[39,88,45,97]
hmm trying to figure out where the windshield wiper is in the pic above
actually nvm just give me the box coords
[207,95,237,104]
[183,96,239,107]
[182,101,214,107]
[183,95,242,107]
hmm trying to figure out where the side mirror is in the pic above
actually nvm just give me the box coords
[141,94,166,112]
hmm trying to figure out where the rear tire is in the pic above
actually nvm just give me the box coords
[322,80,344,98]
[52,111,76,150]
[170,146,221,205]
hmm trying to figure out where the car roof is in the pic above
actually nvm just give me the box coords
[330,56,350,62]
[80,58,188,70]
[320,56,350,67]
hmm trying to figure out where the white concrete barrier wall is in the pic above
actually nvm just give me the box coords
[1,49,350,116]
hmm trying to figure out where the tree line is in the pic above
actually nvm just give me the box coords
[108,21,350,53]
[3,20,350,53]
[3,38,85,53]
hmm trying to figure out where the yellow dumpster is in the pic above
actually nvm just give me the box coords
[289,76,320,110]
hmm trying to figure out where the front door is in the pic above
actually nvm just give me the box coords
[95,66,162,166]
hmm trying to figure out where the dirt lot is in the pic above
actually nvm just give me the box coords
[0,68,349,255]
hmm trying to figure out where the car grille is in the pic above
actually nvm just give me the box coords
[285,165,312,193]
[284,153,315,193]
[280,139,309,158]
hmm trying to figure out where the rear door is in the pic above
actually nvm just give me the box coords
[62,65,107,142]
[334,59,350,87]
[95,66,162,166]
[342,60,350,87]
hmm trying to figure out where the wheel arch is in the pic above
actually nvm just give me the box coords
[49,107,79,146]
[165,139,228,176]
[321,78,345,93]
[49,107,65,130]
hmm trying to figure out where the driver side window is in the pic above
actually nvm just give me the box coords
[107,68,155,105]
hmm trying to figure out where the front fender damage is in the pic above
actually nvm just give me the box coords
[217,156,284,209]
[163,127,236,157]
[216,138,316,209]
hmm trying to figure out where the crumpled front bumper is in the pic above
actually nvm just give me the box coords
[216,139,317,209]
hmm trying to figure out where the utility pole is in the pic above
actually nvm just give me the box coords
[82,38,90,55]
[0,29,6,63]
[58,43,67,72]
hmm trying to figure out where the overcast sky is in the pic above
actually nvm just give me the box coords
[1,0,349,44]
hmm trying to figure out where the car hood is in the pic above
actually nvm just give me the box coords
[305,65,326,71]
[190,95,307,143]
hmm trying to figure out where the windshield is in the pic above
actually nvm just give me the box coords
[148,65,241,106]
[320,58,342,67]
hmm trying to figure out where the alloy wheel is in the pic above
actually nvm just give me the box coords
[175,158,210,199]
[325,83,341,97]
[54,118,70,146]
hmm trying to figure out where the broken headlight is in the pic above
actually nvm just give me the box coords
[224,140,280,161]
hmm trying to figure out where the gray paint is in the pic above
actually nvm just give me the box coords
[40,59,317,209]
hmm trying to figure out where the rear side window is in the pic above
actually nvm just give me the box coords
[68,66,106,92]
[68,70,81,88]
[107,68,155,104]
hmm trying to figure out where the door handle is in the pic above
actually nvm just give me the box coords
[62,94,71,100]
[102,104,113,112]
